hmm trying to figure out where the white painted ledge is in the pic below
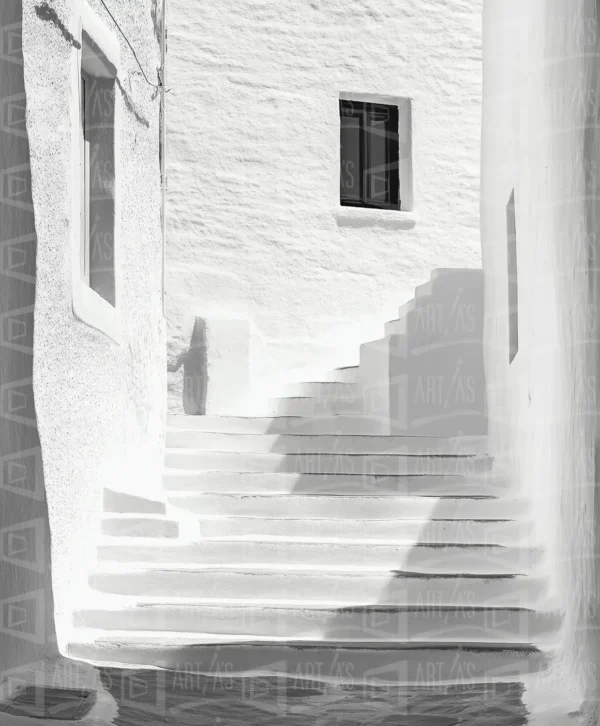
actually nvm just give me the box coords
[73,282,122,343]
[334,207,417,229]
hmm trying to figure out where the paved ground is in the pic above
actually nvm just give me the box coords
[98,668,529,725]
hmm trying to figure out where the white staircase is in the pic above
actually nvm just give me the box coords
[68,269,559,689]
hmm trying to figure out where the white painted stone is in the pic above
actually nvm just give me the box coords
[96,538,543,574]
[166,0,483,405]
[168,413,389,435]
[166,492,527,521]
[163,450,491,475]
[88,566,547,606]
[15,0,165,660]
[165,431,488,455]
[481,0,597,714]
[74,600,561,643]
[191,515,532,545]
[163,471,509,497]
[68,635,550,684]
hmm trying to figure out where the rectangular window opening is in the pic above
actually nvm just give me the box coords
[80,32,116,307]
[339,97,412,211]
[507,188,518,363]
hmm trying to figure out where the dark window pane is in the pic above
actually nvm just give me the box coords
[365,112,389,204]
[340,100,399,210]
[340,102,362,203]
[507,188,518,363]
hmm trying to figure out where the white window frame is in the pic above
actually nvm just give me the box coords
[70,2,122,342]
[339,92,413,213]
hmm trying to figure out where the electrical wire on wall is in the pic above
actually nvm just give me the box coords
[98,0,163,89]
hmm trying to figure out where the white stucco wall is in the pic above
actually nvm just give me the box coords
[482,0,600,716]
[166,0,483,410]
[20,0,165,649]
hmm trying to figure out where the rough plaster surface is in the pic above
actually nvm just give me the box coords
[481,0,600,718]
[166,0,483,411]
[21,0,165,649]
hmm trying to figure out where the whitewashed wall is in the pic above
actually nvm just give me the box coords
[481,0,600,717]
[19,0,165,651]
[166,0,483,411]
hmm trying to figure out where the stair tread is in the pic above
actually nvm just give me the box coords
[102,513,177,520]
[99,534,534,546]
[69,628,546,650]
[78,598,548,611]
[192,515,518,522]
[92,561,537,576]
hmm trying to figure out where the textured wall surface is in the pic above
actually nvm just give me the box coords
[20,0,165,649]
[166,0,483,411]
[481,0,600,718]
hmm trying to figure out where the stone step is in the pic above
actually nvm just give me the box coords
[103,488,166,515]
[384,317,408,336]
[397,298,416,319]
[281,382,359,399]
[168,414,387,435]
[165,431,488,455]
[430,267,483,282]
[67,633,552,683]
[97,538,542,574]
[385,305,483,342]
[329,365,360,382]
[162,471,509,497]
[74,601,561,644]
[415,280,434,299]
[167,492,524,520]
[101,515,179,539]
[190,516,531,545]
[89,565,548,605]
[267,396,363,416]
[164,450,491,476]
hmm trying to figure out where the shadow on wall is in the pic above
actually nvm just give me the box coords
[0,0,58,691]
[167,318,208,414]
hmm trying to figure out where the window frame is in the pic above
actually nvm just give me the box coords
[339,99,400,211]
[80,70,92,286]
[339,93,413,213]
[70,2,122,343]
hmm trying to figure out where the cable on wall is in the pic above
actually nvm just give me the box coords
[98,0,163,89]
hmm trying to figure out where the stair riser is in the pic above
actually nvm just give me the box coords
[101,519,179,538]
[327,367,360,383]
[282,383,358,399]
[168,494,524,520]
[267,397,363,416]
[103,489,166,515]
[386,291,483,343]
[163,472,509,497]
[74,605,560,643]
[97,542,542,574]
[165,451,490,476]
[194,518,532,545]
[165,432,488,455]
[89,571,547,605]
[168,416,387,435]
[66,641,549,684]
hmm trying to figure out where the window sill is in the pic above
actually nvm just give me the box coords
[334,206,417,230]
[73,281,122,344]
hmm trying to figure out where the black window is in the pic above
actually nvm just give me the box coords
[507,188,518,363]
[339,100,400,210]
